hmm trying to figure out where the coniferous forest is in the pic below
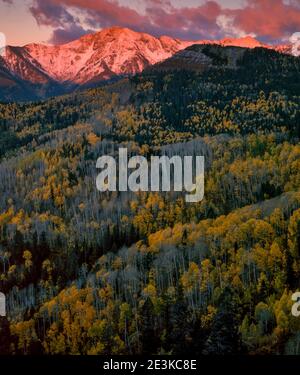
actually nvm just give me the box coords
[0,46,300,355]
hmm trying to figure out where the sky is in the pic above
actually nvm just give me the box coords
[0,0,299,46]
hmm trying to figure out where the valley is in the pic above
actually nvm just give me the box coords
[0,43,299,354]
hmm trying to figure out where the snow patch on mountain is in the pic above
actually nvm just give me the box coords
[0,27,296,87]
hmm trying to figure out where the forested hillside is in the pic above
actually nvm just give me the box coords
[0,46,299,355]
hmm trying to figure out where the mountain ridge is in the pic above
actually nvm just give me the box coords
[0,26,296,101]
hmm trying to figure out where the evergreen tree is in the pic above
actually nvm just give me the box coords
[204,287,242,355]
[0,317,12,355]
[139,297,159,355]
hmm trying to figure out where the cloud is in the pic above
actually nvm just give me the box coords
[26,0,224,42]
[49,24,94,44]
[227,0,300,43]
[216,14,257,38]
[144,1,222,39]
[30,1,77,28]
[28,0,149,43]
[2,0,300,44]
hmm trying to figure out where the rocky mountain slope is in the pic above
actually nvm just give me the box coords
[0,27,295,101]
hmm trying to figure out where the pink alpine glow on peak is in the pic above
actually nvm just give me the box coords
[0,27,293,86]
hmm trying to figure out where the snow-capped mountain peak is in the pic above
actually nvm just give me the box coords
[0,27,296,96]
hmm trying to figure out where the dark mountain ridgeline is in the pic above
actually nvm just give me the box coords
[0,26,297,102]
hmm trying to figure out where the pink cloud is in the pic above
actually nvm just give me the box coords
[228,0,300,42]
[27,0,223,42]
[2,0,300,44]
